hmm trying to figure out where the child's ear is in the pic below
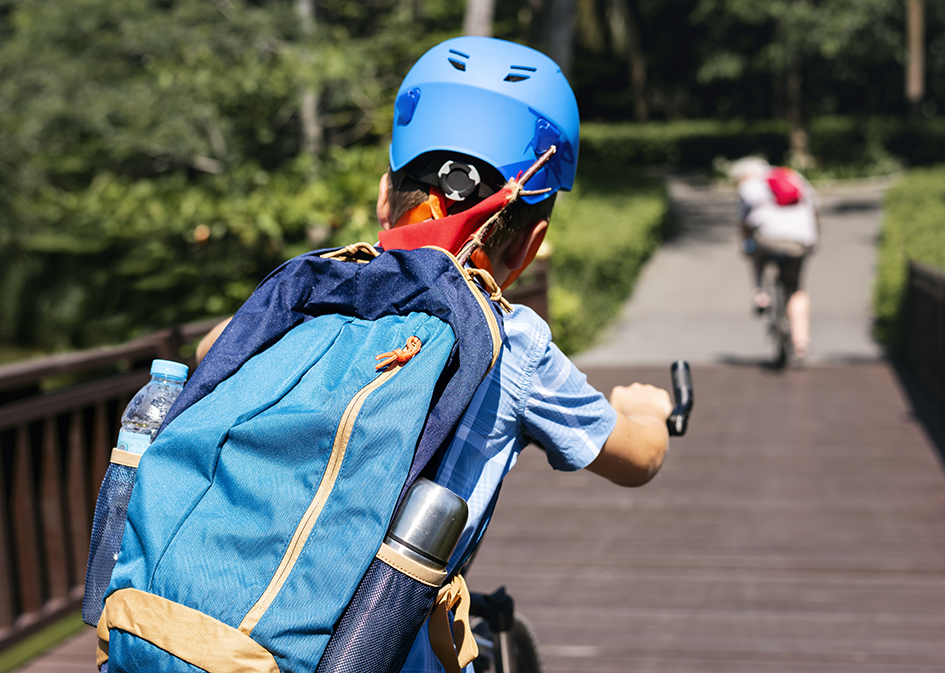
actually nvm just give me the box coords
[377,173,392,230]
[503,219,548,271]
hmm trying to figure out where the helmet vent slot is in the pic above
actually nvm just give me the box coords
[448,58,467,71]
[510,65,537,72]
[504,74,530,82]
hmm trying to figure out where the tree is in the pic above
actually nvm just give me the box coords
[692,0,900,166]
[576,0,648,120]
[463,0,495,36]
[546,0,576,78]
[906,0,925,115]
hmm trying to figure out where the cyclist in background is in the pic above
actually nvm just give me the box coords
[730,157,820,360]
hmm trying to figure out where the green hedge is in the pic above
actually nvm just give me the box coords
[547,162,669,355]
[581,119,788,169]
[872,166,945,347]
[581,117,945,176]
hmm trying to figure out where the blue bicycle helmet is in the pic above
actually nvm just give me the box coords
[390,37,579,205]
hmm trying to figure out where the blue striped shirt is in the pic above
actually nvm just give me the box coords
[402,304,617,673]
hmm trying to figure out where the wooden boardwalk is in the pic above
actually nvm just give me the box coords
[467,364,945,673]
[17,362,945,672]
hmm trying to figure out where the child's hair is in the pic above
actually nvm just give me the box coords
[387,162,556,254]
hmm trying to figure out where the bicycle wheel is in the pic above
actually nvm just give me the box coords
[472,613,543,673]
[762,264,791,369]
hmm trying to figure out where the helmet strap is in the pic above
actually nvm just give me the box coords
[393,187,449,229]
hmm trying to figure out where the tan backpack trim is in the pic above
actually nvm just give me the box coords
[109,448,141,468]
[97,588,279,672]
[376,542,447,587]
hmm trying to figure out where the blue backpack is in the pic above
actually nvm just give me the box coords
[92,244,505,673]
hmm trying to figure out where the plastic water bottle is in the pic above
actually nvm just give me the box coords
[115,359,189,454]
[82,359,188,626]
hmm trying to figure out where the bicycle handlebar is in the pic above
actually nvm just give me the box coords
[667,360,693,436]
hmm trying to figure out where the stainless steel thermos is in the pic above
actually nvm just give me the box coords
[314,479,468,673]
[385,478,468,571]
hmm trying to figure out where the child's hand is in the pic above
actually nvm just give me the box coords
[610,383,672,421]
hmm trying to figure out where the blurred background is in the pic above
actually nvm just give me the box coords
[4,3,945,671]
[1,0,943,362]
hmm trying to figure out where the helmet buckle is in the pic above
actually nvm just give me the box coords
[437,160,481,201]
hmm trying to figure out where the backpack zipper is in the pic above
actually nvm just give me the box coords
[238,362,403,635]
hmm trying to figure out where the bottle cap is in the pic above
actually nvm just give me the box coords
[151,359,189,382]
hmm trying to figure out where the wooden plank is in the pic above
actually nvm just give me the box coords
[89,403,109,509]
[39,417,70,605]
[67,411,90,588]
[0,318,215,395]
[12,425,44,617]
[0,433,15,631]
[0,372,147,430]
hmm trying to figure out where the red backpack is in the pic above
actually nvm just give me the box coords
[766,167,802,206]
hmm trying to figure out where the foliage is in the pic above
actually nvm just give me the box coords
[572,0,945,122]
[0,0,460,351]
[2,0,945,356]
[581,116,945,176]
[872,165,945,347]
[691,0,900,83]
[546,162,669,355]
[3,147,386,349]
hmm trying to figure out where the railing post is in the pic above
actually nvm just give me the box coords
[0,441,15,634]
[68,410,90,591]
[40,416,70,609]
[12,425,44,621]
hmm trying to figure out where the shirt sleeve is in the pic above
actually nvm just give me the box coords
[521,339,618,472]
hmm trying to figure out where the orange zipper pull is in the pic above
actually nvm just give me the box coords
[375,336,422,371]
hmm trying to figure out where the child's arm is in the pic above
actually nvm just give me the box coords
[195,317,232,364]
[584,383,672,487]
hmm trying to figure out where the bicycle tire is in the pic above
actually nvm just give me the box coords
[511,614,543,673]
[472,614,543,673]
[763,266,792,369]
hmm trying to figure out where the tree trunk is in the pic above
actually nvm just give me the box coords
[785,47,812,169]
[296,0,322,169]
[463,0,495,37]
[546,0,575,79]
[625,3,648,122]
[906,0,925,116]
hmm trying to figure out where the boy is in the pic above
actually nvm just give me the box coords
[198,36,672,673]
[371,36,671,673]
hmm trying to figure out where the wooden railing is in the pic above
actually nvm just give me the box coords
[0,260,550,652]
[903,260,945,420]
[0,320,217,650]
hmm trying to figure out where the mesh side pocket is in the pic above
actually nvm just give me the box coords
[82,463,137,626]
[315,556,440,673]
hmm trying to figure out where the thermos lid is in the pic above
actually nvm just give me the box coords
[387,479,468,567]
